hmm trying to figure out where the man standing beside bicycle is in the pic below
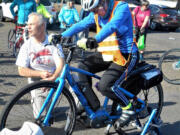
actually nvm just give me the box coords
[60,0,139,128]
[10,0,36,26]
[15,12,65,117]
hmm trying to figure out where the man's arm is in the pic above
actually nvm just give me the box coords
[18,67,53,79]
[41,4,52,18]
[44,58,64,81]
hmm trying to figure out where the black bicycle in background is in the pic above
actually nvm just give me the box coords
[158,48,180,85]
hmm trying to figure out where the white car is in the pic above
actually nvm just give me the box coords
[0,0,56,22]
[148,0,177,8]
[0,0,17,21]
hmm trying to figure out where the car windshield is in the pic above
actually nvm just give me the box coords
[40,0,51,6]
[163,8,178,15]
[50,0,81,4]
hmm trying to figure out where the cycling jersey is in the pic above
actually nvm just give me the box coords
[36,4,52,19]
[10,0,36,25]
[58,5,80,29]
[62,1,138,54]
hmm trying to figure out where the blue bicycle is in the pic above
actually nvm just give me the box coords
[0,38,163,135]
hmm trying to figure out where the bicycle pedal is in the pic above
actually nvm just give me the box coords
[131,121,142,131]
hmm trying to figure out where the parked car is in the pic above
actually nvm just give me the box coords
[0,0,56,22]
[148,0,177,8]
[0,0,17,21]
[149,4,180,31]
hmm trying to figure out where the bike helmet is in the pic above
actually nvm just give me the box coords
[81,0,99,11]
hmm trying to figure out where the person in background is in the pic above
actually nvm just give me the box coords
[10,0,36,26]
[176,0,180,13]
[16,12,64,117]
[132,0,150,61]
[35,0,54,28]
[58,0,80,33]
[79,8,90,38]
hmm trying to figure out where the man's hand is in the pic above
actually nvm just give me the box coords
[40,71,53,79]
[77,37,98,50]
[86,37,98,49]
[77,38,88,50]
[62,22,66,27]
[48,33,62,45]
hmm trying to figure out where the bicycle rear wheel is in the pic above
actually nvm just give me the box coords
[113,84,163,134]
[7,29,16,49]
[158,48,180,85]
[0,81,76,135]
[136,84,164,119]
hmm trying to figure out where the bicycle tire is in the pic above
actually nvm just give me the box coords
[136,84,163,119]
[7,29,16,49]
[0,81,76,135]
[158,48,180,85]
[146,126,160,135]
[113,84,163,133]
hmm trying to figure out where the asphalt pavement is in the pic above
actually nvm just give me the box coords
[0,21,180,135]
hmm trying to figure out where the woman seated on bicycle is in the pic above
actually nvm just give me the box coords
[58,0,80,33]
[60,0,139,127]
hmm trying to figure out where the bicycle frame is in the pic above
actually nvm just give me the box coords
[35,63,150,126]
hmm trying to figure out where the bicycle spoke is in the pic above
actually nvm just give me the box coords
[159,49,180,84]
[0,81,76,135]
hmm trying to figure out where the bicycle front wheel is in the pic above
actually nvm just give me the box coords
[158,48,180,85]
[13,36,23,57]
[7,29,16,49]
[0,81,76,135]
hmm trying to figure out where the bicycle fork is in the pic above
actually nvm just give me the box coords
[35,66,68,126]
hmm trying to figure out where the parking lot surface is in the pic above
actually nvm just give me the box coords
[0,21,180,134]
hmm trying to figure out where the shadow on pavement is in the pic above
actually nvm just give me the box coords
[0,60,16,65]
[163,101,176,107]
[161,121,180,135]
[0,51,15,58]
[0,74,22,78]
[0,23,4,27]
[0,92,13,105]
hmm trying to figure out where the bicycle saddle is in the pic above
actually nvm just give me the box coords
[0,121,44,135]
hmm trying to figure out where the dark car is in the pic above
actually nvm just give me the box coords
[149,4,180,31]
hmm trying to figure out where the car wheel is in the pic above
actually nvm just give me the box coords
[169,27,177,32]
[0,8,5,22]
[150,20,157,30]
